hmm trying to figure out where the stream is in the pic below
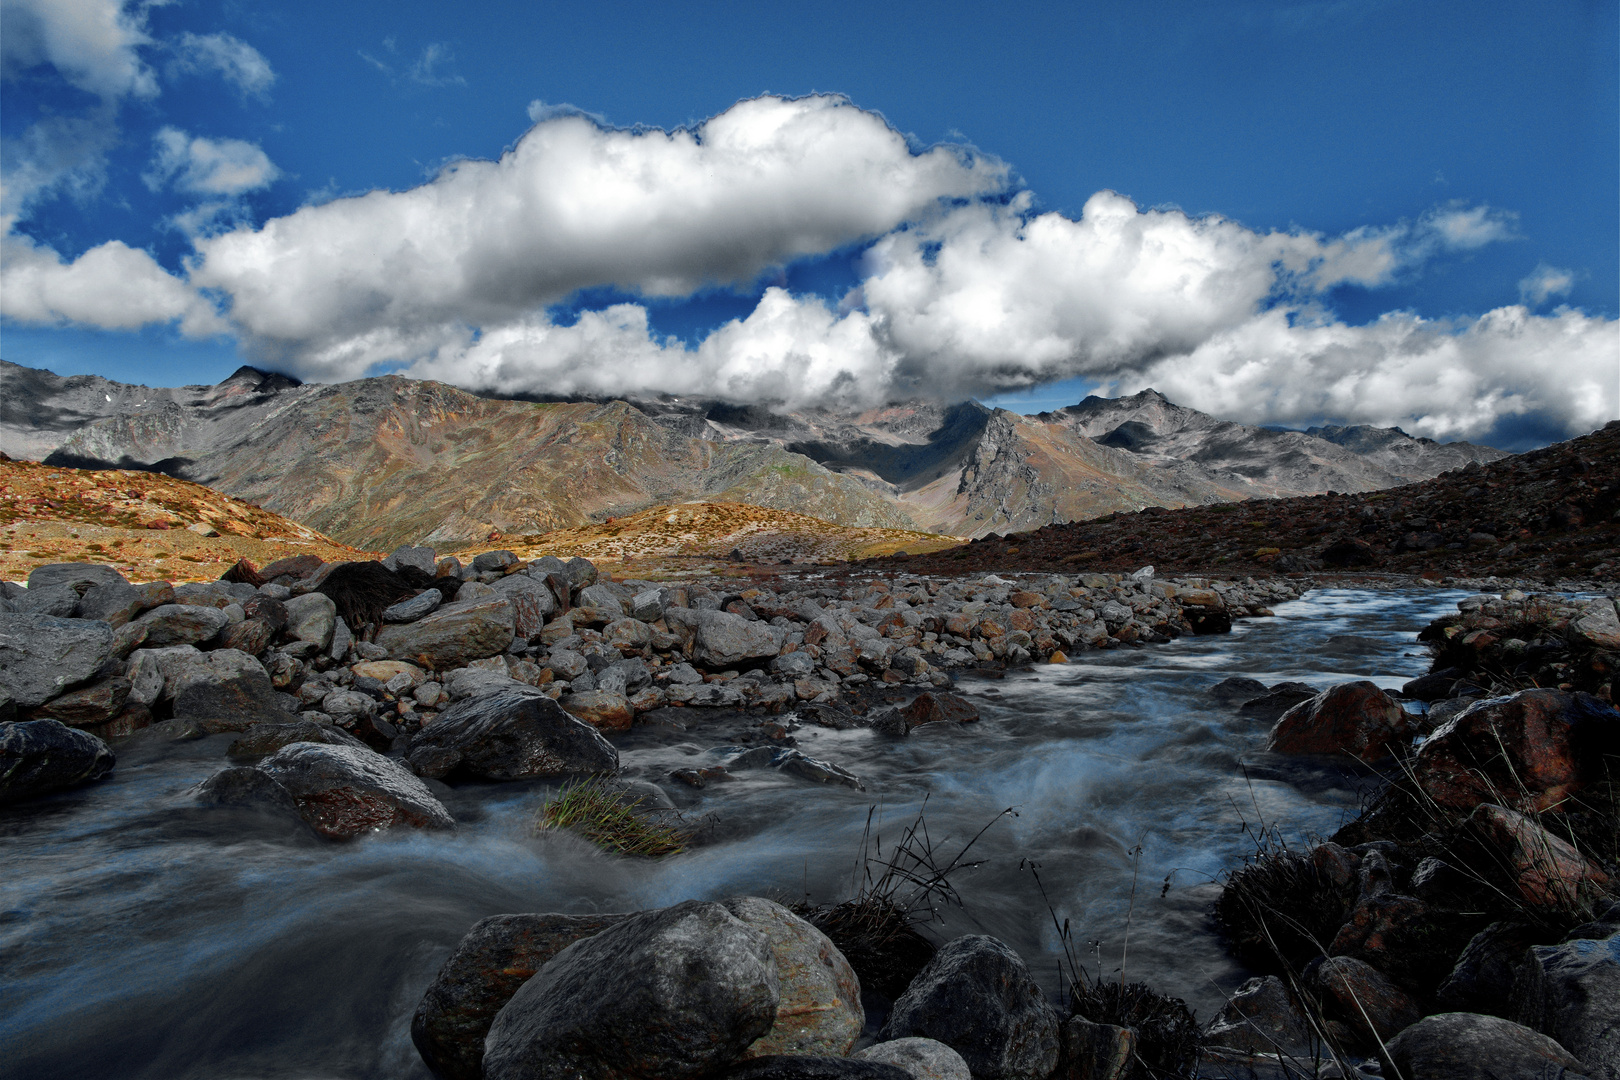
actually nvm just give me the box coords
[1,587,1467,1079]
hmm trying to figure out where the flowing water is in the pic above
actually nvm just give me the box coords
[2,588,1467,1079]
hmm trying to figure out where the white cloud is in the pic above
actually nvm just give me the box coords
[170,31,275,99]
[0,232,225,337]
[191,94,1007,378]
[1518,263,1575,306]
[144,127,280,196]
[1418,201,1518,251]
[408,42,464,87]
[0,0,156,101]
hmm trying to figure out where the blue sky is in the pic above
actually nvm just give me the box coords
[2,0,1616,447]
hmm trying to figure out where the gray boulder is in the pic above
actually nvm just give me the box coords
[724,896,863,1059]
[228,719,367,757]
[482,899,780,1080]
[1438,922,1544,1016]
[255,741,454,839]
[170,649,293,729]
[405,689,618,781]
[879,935,1061,1080]
[1515,931,1619,1078]
[547,649,590,681]
[631,587,668,622]
[577,583,630,616]
[19,582,82,616]
[562,556,598,589]
[131,603,231,647]
[383,545,438,576]
[0,613,114,706]
[1202,975,1313,1057]
[472,550,520,574]
[125,650,165,706]
[192,765,302,818]
[30,677,132,727]
[375,598,514,670]
[1386,1012,1592,1080]
[853,1039,971,1080]
[412,912,633,1080]
[283,593,337,649]
[597,658,652,697]
[0,719,115,803]
[28,563,127,590]
[491,574,557,641]
[383,589,443,623]
[666,607,784,670]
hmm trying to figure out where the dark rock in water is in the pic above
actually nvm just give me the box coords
[880,935,1061,1080]
[1238,687,1318,723]
[1403,667,1466,701]
[1319,538,1379,567]
[30,676,131,727]
[227,720,367,758]
[482,899,779,1080]
[854,1037,971,1080]
[192,765,301,817]
[719,1058,910,1080]
[1209,676,1268,703]
[798,702,859,730]
[0,719,115,803]
[1412,689,1591,812]
[1385,1012,1592,1080]
[0,613,115,706]
[1514,931,1620,1077]
[1438,921,1544,1016]
[256,741,455,839]
[771,749,864,790]
[1266,680,1413,762]
[1201,975,1313,1057]
[406,690,618,781]
[898,692,980,730]
[412,912,631,1080]
[1181,605,1232,635]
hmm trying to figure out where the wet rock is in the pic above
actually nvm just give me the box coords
[283,593,337,649]
[772,749,864,790]
[720,1059,910,1080]
[256,741,454,839]
[1471,803,1611,906]
[1210,676,1269,703]
[1385,1012,1592,1080]
[411,912,632,1080]
[1304,955,1421,1046]
[1238,686,1319,723]
[0,613,114,706]
[1413,689,1588,812]
[1201,975,1313,1057]
[382,589,442,623]
[1403,667,1466,701]
[723,896,863,1059]
[1514,931,1620,1075]
[854,1038,971,1080]
[561,690,635,732]
[1056,1017,1135,1080]
[482,899,780,1080]
[1265,680,1413,762]
[227,719,367,758]
[406,689,618,781]
[375,599,515,671]
[192,765,301,817]
[666,607,784,669]
[1438,922,1543,1016]
[898,692,979,729]
[880,935,1061,1080]
[30,676,131,727]
[171,649,293,729]
[0,719,115,803]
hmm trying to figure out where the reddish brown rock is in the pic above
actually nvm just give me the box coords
[1470,803,1611,906]
[899,692,981,730]
[1307,956,1422,1046]
[1411,690,1584,812]
[561,690,635,732]
[1265,681,1413,762]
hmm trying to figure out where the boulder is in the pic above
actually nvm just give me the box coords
[255,741,455,839]
[897,692,980,731]
[1238,685,1319,723]
[382,590,443,623]
[1055,1018,1135,1080]
[562,557,598,589]
[665,607,783,670]
[602,618,653,653]
[1412,689,1590,812]
[0,614,115,706]
[28,563,127,590]
[597,658,652,696]
[19,582,81,616]
[1385,1012,1592,1080]
[720,1060,909,1080]
[561,691,635,733]
[351,659,426,686]
[1573,599,1620,650]
[30,676,132,727]
[1514,931,1620,1076]
[472,550,520,574]
[283,593,337,649]
[631,588,668,622]
[723,896,863,1059]
[412,912,632,1080]
[75,578,145,626]
[491,575,557,640]
[853,1039,971,1080]
[1438,922,1544,1016]
[577,583,630,615]
[227,720,368,758]
[1471,804,1611,907]
[1304,955,1420,1046]
[772,749,864,790]
[482,899,780,1080]
[132,603,230,647]
[219,618,273,656]
[0,719,115,803]
[126,650,165,706]
[1403,667,1466,702]
[191,765,302,818]
[383,545,438,577]
[170,649,293,729]
[405,689,618,781]
[1265,680,1413,762]
[375,599,514,671]
[879,935,1061,1080]
[1201,975,1313,1057]
[1210,676,1269,703]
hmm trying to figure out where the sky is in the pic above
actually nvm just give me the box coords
[1,0,1616,450]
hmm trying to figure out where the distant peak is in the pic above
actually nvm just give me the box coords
[219,365,302,390]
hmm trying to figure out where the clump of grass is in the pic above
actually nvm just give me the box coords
[1213,841,1356,976]
[536,778,687,858]
[1069,979,1201,1080]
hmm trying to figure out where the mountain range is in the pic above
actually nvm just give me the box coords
[0,359,1508,550]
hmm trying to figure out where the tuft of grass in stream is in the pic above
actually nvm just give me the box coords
[536,778,688,858]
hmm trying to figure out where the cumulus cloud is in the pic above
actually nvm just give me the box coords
[0,0,156,101]
[190,94,1007,378]
[144,127,280,196]
[1519,263,1576,307]
[0,232,224,336]
[1419,201,1518,250]
[169,31,275,99]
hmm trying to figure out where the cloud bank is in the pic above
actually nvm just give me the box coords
[2,87,1614,444]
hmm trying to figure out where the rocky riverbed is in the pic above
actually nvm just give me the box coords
[2,550,1617,1079]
